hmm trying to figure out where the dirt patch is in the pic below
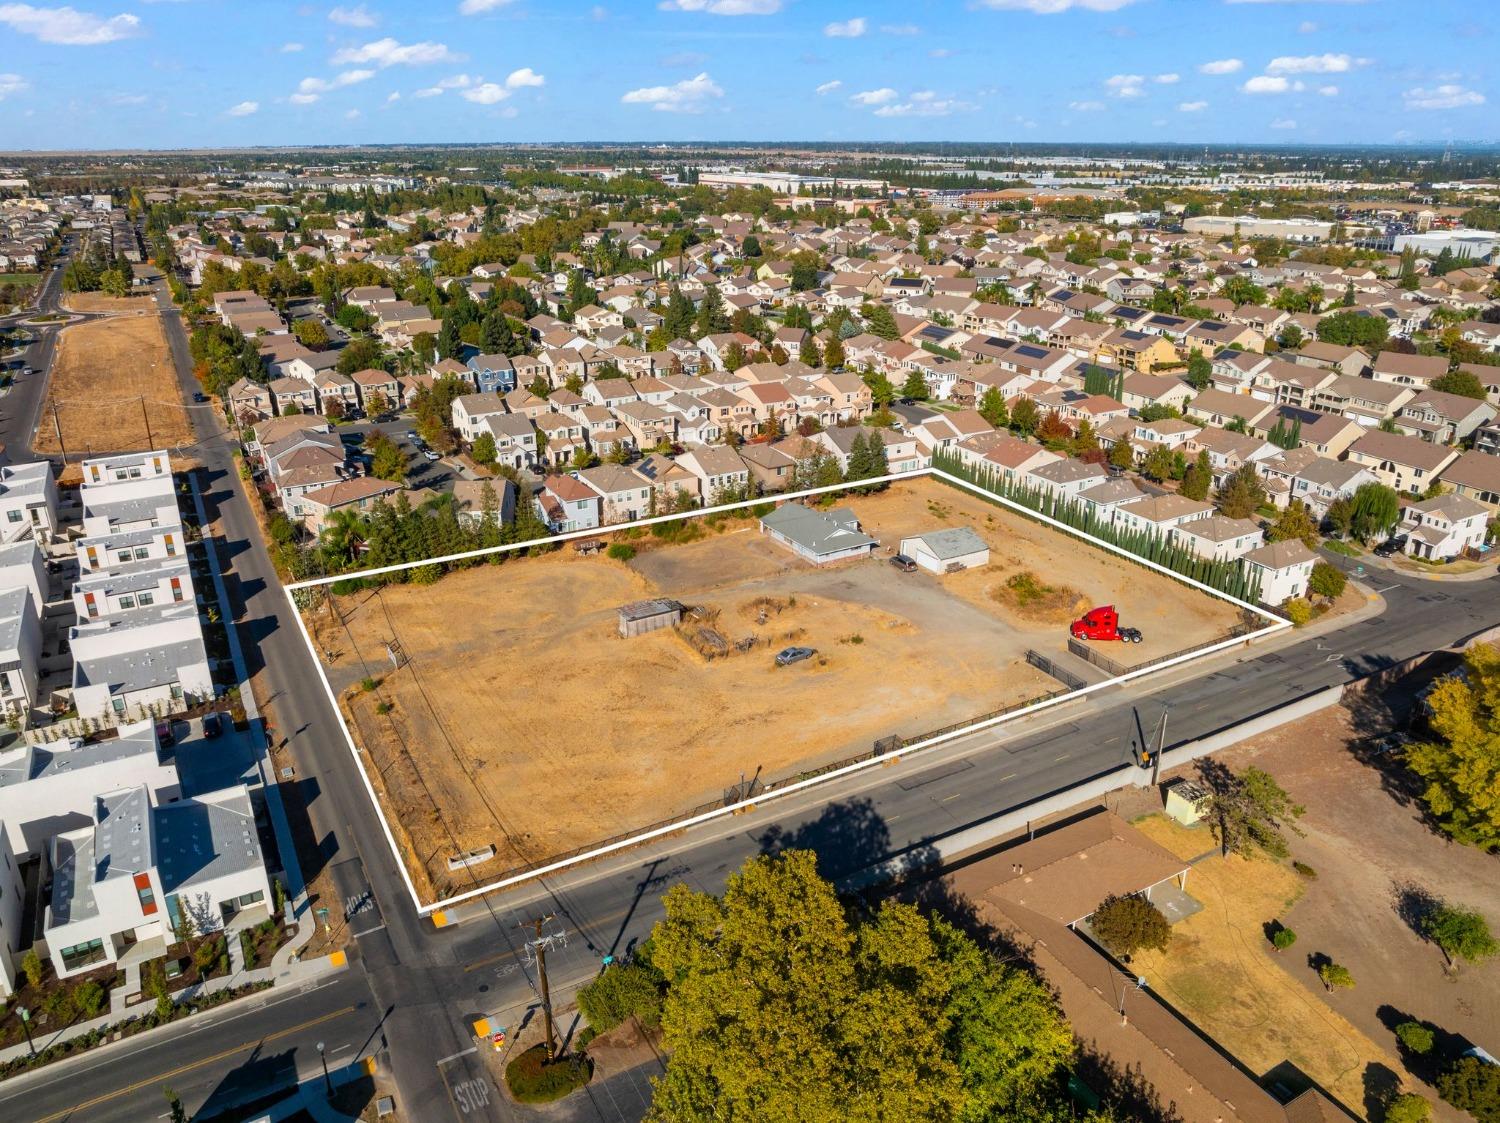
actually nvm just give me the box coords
[1129,813,1395,1116]
[61,292,158,314]
[35,310,194,457]
[309,477,1242,903]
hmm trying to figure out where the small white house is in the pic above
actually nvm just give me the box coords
[898,528,991,574]
[1398,493,1490,561]
[1241,539,1317,605]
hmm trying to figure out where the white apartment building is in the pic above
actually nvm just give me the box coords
[0,461,59,544]
[70,604,213,723]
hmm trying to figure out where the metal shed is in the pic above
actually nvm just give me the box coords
[617,598,685,638]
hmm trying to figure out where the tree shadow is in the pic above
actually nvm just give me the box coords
[1376,1003,1476,1085]
[757,797,898,884]
[1391,881,1441,942]
[1073,1046,1185,1123]
[1361,1061,1403,1123]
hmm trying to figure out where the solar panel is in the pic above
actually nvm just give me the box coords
[1017,345,1048,359]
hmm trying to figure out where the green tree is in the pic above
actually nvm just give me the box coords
[694,284,730,338]
[646,850,1075,1123]
[1432,370,1487,400]
[1271,927,1298,953]
[1090,895,1171,959]
[1422,904,1498,972]
[1395,1022,1435,1055]
[1108,435,1134,471]
[865,304,900,340]
[1009,397,1040,438]
[1438,1055,1500,1123]
[902,370,929,401]
[978,387,1009,429]
[164,1087,188,1123]
[293,319,328,350]
[480,310,515,354]
[863,368,897,408]
[1349,482,1401,540]
[1214,462,1266,519]
[799,334,823,368]
[368,432,407,482]
[1318,962,1355,992]
[1186,350,1213,391]
[21,947,42,987]
[1202,765,1304,860]
[1180,450,1213,501]
[336,337,383,375]
[1317,309,1388,350]
[471,431,497,468]
[578,958,667,1032]
[1308,561,1347,602]
[824,335,846,370]
[1268,499,1320,549]
[1141,444,1175,483]
[1385,1093,1431,1123]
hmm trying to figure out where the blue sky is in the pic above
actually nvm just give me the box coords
[0,0,1491,150]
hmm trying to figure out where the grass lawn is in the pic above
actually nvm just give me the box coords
[0,273,40,284]
[1128,814,1398,1116]
[1322,540,1362,558]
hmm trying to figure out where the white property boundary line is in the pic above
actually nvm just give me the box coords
[283,467,1289,916]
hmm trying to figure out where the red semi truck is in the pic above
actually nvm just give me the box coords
[1070,605,1143,644]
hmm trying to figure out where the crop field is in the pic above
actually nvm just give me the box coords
[307,475,1245,903]
[34,305,194,457]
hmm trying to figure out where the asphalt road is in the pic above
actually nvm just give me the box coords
[1,261,1495,1122]
[0,235,80,459]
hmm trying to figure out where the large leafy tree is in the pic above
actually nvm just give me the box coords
[646,851,1075,1123]
[1422,904,1498,971]
[1090,895,1171,959]
[1348,481,1401,541]
[1406,643,1500,852]
[1201,765,1305,860]
[1213,462,1266,519]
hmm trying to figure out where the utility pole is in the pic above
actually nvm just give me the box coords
[1151,707,1168,787]
[50,400,66,461]
[523,915,557,1059]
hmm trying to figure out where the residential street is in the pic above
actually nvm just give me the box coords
[0,270,1495,1123]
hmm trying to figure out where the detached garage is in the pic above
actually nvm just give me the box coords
[898,527,990,574]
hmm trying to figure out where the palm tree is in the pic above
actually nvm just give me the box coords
[320,509,369,569]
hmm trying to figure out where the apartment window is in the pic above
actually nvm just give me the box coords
[134,547,150,561]
[164,536,176,557]
[4,510,18,524]
[137,592,154,607]
[119,595,136,610]
[60,938,106,971]
[238,890,265,907]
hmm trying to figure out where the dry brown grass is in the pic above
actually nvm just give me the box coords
[61,292,157,314]
[988,569,1088,624]
[35,311,195,457]
[1130,814,1398,1115]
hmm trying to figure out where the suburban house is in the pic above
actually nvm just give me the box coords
[296,477,404,537]
[1439,450,1500,511]
[1346,430,1459,495]
[575,464,653,524]
[760,503,878,565]
[1369,350,1447,388]
[536,474,601,533]
[1241,539,1318,605]
[1171,515,1265,562]
[674,445,751,502]
[1393,389,1497,446]
[1397,493,1491,561]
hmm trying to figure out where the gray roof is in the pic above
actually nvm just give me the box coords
[49,830,98,924]
[905,526,988,560]
[0,585,29,655]
[760,502,877,557]
[618,598,684,622]
[0,719,160,790]
[73,555,192,598]
[155,787,265,894]
[81,495,179,530]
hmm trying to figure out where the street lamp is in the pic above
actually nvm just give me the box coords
[16,1006,34,1057]
[316,1040,332,1096]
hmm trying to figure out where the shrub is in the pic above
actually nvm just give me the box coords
[1395,1021,1435,1055]
[1308,561,1347,602]
[1090,894,1172,958]
[41,986,75,1022]
[1438,1055,1500,1122]
[21,948,42,988]
[1284,597,1313,626]
[193,940,219,971]
[1292,861,1317,879]
[504,1045,592,1104]
[359,676,379,692]
[576,960,667,1034]
[1384,1093,1430,1123]
[1271,927,1297,953]
[606,543,636,562]
[375,701,393,715]
[73,980,106,1019]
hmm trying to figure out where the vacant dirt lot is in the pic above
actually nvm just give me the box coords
[1189,703,1500,1119]
[62,292,157,314]
[313,477,1244,901]
[35,308,194,457]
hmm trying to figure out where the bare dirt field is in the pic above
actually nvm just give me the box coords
[61,292,158,314]
[35,308,195,457]
[311,476,1245,901]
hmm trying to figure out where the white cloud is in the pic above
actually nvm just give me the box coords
[345,108,361,119]
[976,0,1139,11]
[458,0,515,12]
[1298,20,1318,32]
[414,73,472,97]
[1068,99,1104,111]
[657,0,781,13]
[1403,84,1486,110]
[386,90,400,102]
[504,66,544,88]
[1270,117,1297,129]
[815,79,842,95]
[1266,52,1355,74]
[106,91,147,105]
[1198,57,1242,74]
[462,82,509,104]
[289,93,319,105]
[1178,99,1208,111]
[1242,74,1304,94]
[1317,84,1338,96]
[280,41,304,52]
[928,47,952,58]
[293,68,374,101]
[1154,72,1179,84]
[881,22,919,34]
[327,4,376,27]
[824,16,865,37]
[1106,73,1145,98]
[620,70,724,112]
[332,38,459,67]
[0,73,29,99]
[226,100,259,116]
[873,92,977,117]
[0,4,140,45]
[849,86,897,105]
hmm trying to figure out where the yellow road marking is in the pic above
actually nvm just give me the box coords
[34,1005,357,1123]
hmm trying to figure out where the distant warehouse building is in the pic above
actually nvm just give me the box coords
[1393,229,1498,261]
[898,528,990,574]
[759,503,877,566]
[1183,215,1335,242]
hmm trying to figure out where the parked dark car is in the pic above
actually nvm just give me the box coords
[155,720,175,747]
[890,554,918,572]
[202,712,224,739]
[775,646,817,667]
[192,391,207,403]
[1373,536,1407,558]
